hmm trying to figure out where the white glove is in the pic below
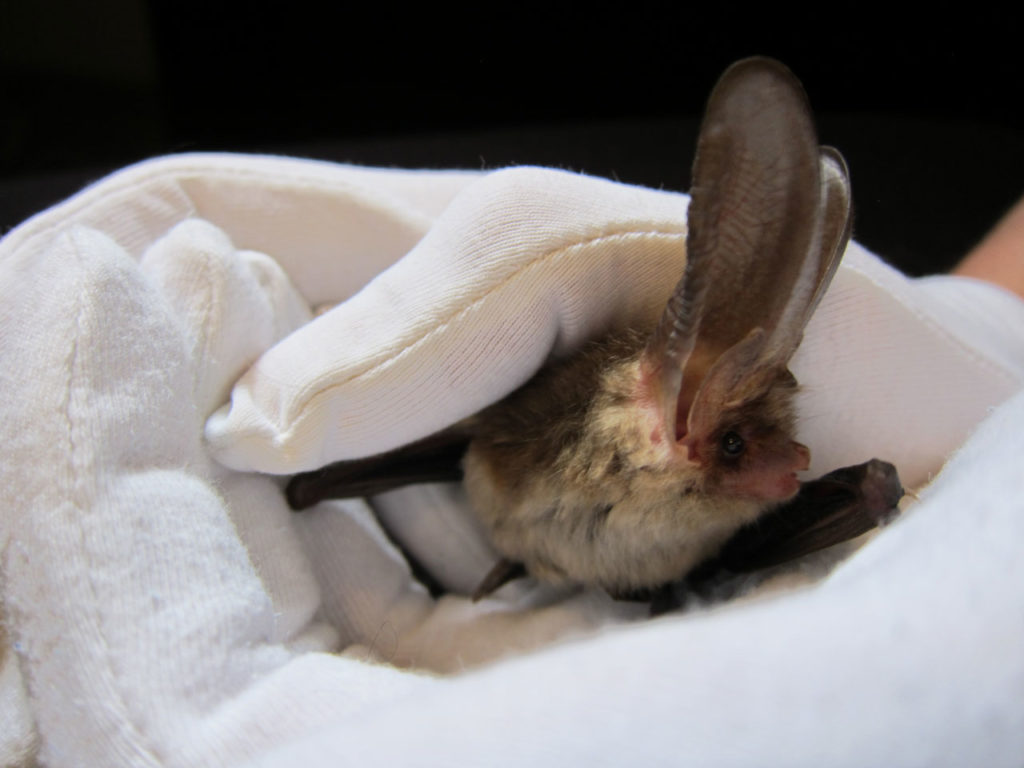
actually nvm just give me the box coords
[2,153,1023,767]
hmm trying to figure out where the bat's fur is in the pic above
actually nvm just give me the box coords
[464,329,804,593]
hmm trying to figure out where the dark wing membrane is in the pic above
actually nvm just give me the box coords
[286,429,471,509]
[647,459,903,614]
[693,459,902,576]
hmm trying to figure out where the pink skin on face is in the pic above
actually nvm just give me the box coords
[726,440,810,500]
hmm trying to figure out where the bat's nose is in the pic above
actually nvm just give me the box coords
[792,441,811,471]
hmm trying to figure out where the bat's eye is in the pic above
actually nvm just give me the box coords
[720,431,745,458]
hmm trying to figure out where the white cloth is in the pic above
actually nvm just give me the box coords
[1,153,1023,767]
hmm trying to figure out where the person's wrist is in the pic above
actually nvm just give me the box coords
[954,196,1024,300]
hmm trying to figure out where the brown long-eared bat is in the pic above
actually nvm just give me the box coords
[287,57,903,605]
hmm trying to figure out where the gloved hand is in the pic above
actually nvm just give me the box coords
[2,153,1023,767]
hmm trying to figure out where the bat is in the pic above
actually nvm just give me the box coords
[288,57,883,605]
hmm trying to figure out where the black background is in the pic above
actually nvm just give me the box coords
[2,2,1021,276]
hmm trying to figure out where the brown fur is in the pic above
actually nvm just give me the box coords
[463,329,773,593]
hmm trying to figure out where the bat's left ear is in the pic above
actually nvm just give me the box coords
[642,57,853,447]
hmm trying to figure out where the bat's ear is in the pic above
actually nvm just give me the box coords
[643,57,852,445]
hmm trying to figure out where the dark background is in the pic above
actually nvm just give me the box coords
[2,2,1021,276]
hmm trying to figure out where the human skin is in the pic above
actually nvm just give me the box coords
[954,196,1024,300]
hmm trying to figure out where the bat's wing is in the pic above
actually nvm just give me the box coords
[649,459,904,614]
[286,428,471,510]
[697,458,903,574]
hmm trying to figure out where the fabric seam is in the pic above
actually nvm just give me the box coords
[291,228,687,426]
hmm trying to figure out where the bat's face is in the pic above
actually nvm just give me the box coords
[678,368,809,502]
[578,341,808,504]
[697,418,811,502]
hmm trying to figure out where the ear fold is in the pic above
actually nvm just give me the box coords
[807,146,854,321]
[644,57,852,445]
[765,146,853,363]
[683,328,770,444]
